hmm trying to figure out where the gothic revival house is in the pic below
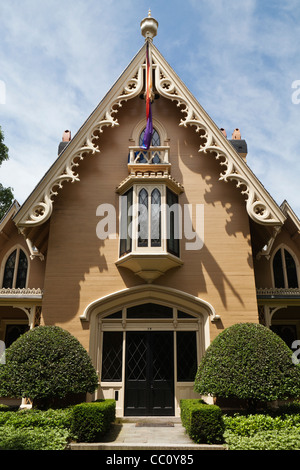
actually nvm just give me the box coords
[0,14,299,417]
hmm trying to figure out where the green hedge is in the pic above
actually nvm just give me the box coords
[70,399,116,442]
[0,426,69,450]
[0,408,72,450]
[180,399,225,444]
[223,410,300,450]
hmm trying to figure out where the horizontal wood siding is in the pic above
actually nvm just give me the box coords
[41,96,258,348]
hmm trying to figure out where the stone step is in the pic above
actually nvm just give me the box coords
[69,442,226,450]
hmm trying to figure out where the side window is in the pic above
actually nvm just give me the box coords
[2,248,28,289]
[273,247,298,288]
[166,188,180,257]
[119,188,133,257]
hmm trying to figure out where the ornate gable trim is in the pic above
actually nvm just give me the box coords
[14,42,285,230]
[152,45,285,227]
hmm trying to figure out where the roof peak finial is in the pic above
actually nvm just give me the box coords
[140,10,158,41]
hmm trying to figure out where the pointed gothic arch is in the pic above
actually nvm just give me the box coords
[81,284,216,417]
[271,244,299,289]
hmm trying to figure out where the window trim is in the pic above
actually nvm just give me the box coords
[1,245,29,289]
[119,183,181,257]
[130,118,168,146]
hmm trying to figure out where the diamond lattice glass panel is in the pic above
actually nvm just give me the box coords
[101,332,123,382]
[151,188,161,247]
[126,333,148,381]
[176,331,198,382]
[2,250,17,288]
[138,188,149,247]
[152,332,174,381]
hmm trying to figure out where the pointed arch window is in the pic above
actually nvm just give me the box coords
[151,188,161,247]
[273,247,298,289]
[130,128,163,164]
[2,248,28,289]
[138,187,161,248]
[139,128,161,148]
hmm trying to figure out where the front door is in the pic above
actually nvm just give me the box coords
[124,331,174,416]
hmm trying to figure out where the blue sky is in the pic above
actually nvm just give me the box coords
[0,0,300,217]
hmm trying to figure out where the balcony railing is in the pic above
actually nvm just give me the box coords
[0,288,43,298]
[257,288,300,299]
[128,146,170,165]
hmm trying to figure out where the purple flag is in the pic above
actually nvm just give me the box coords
[141,102,153,150]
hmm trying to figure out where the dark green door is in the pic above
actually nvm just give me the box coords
[124,331,174,416]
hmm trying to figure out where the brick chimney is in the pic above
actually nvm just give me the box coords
[228,128,247,159]
[58,130,71,154]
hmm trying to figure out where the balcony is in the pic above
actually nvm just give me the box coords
[128,146,170,165]
[0,288,43,299]
[257,288,300,299]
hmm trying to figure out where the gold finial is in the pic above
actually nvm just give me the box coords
[140,10,158,41]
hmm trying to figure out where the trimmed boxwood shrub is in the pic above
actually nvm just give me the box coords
[194,323,300,412]
[180,399,225,444]
[0,326,99,409]
[70,399,116,442]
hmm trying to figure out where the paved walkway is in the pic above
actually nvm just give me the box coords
[70,418,226,450]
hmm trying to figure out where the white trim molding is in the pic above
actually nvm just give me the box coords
[81,284,218,324]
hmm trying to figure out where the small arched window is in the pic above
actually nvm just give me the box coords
[273,247,298,288]
[139,128,161,148]
[138,128,161,163]
[2,248,28,289]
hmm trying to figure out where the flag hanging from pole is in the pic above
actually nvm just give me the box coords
[141,42,153,150]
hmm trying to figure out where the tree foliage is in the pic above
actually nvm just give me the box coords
[0,126,9,165]
[0,326,99,408]
[194,322,300,411]
[0,184,14,220]
[0,126,13,220]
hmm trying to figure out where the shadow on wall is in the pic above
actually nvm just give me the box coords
[158,131,253,309]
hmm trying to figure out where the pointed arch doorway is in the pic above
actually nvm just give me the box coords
[82,285,215,417]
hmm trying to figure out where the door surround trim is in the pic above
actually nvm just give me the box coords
[83,284,215,364]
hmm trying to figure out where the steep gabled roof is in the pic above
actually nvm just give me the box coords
[280,200,300,248]
[0,199,20,229]
[14,26,286,239]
